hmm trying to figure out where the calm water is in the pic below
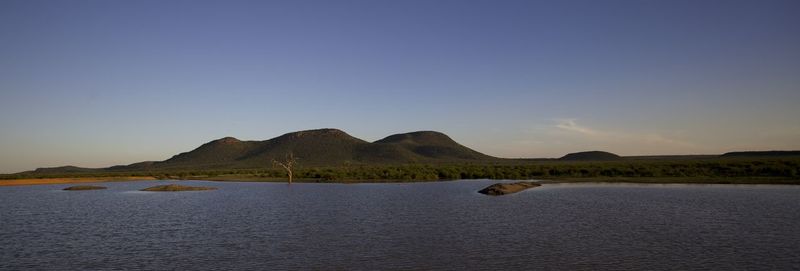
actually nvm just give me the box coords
[1,180,799,270]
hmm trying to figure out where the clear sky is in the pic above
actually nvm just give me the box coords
[1,0,799,173]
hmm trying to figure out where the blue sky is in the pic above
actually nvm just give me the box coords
[1,0,799,173]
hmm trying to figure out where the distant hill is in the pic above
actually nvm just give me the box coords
[32,166,99,173]
[31,128,499,173]
[721,151,800,158]
[559,151,621,161]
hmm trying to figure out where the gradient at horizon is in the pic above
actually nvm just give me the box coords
[1,0,799,173]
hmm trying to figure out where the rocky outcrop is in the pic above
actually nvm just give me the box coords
[141,184,217,192]
[63,185,107,191]
[478,182,540,196]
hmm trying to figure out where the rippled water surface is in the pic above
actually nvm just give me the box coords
[1,180,799,270]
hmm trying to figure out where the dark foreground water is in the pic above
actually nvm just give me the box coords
[1,180,799,270]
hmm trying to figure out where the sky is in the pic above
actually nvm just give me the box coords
[1,0,799,173]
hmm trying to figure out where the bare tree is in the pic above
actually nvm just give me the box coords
[273,153,297,184]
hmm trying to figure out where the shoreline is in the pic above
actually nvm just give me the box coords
[541,177,800,185]
[0,176,157,186]
[1,175,797,187]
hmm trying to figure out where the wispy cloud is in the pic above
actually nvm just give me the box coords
[555,119,600,136]
[551,118,699,153]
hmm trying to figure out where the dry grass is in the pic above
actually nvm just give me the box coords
[0,176,156,186]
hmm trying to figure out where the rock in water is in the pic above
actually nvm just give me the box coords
[63,185,107,191]
[478,182,540,196]
[141,184,217,192]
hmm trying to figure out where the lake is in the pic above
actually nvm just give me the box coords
[1,180,799,270]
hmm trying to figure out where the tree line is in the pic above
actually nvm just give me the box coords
[4,158,797,182]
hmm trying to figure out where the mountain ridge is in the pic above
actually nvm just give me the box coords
[33,128,498,173]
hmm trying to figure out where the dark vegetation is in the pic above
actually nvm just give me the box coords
[1,128,798,184]
[5,158,798,184]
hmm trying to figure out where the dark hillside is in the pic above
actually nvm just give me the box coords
[235,128,370,166]
[159,137,261,167]
[374,131,496,161]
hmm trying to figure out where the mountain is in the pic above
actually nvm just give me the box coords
[41,128,498,173]
[559,151,621,161]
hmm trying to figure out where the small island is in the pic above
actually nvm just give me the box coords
[478,181,541,196]
[141,184,217,192]
[63,185,107,191]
